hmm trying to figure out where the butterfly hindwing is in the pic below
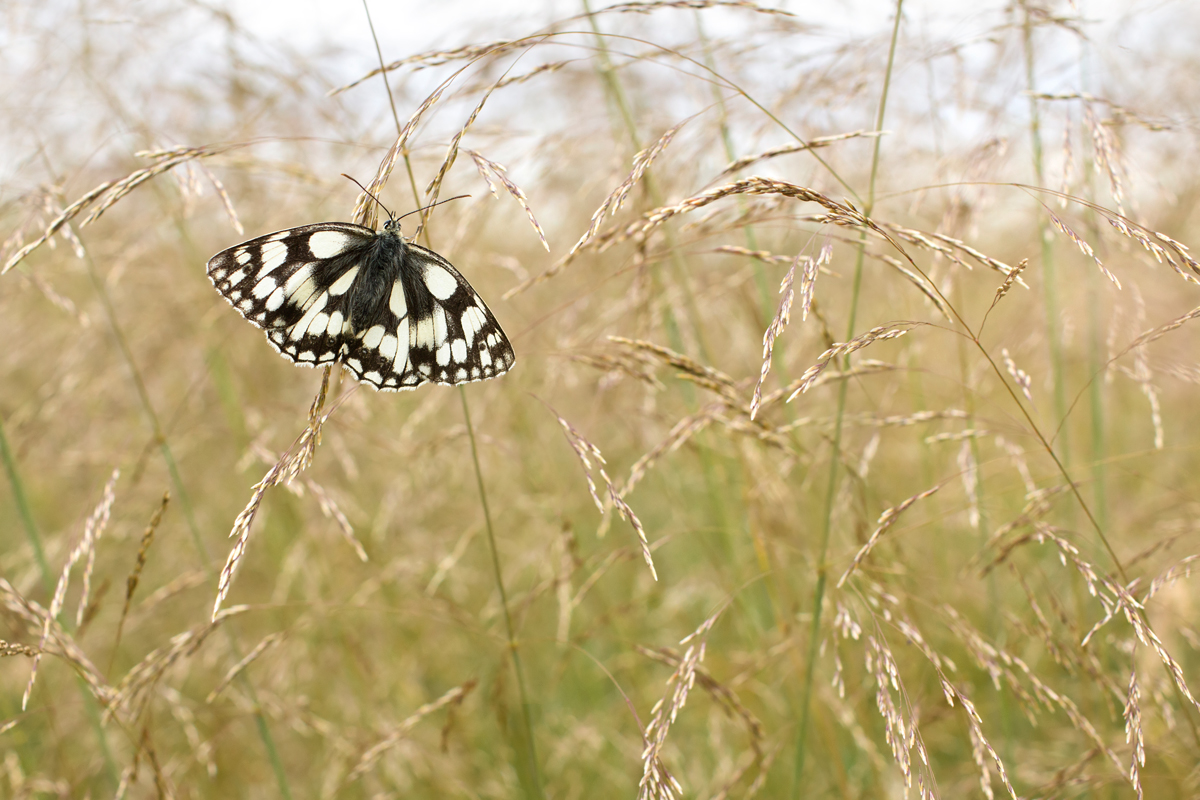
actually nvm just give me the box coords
[342,242,516,389]
[208,220,515,392]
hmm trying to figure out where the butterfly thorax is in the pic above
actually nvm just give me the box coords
[345,227,407,334]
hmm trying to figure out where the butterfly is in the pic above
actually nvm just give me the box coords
[206,206,515,392]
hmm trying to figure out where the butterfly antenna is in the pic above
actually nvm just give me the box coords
[397,195,471,222]
[341,174,394,221]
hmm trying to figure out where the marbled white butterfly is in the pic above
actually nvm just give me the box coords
[206,203,515,391]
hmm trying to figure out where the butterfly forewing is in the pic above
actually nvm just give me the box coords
[207,221,515,391]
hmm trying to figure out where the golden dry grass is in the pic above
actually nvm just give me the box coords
[3,1,1200,797]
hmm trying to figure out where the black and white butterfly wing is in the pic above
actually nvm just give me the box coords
[207,222,373,366]
[342,242,516,390]
[207,221,515,392]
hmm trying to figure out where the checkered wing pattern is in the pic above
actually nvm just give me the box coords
[206,221,515,391]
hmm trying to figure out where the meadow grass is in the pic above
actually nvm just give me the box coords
[2,1,1200,797]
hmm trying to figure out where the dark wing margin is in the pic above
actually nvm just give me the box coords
[340,242,515,391]
[206,223,375,366]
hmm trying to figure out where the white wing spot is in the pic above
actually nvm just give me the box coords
[393,318,411,375]
[364,371,382,384]
[252,276,277,299]
[298,351,315,361]
[451,339,467,363]
[290,293,328,338]
[308,312,330,337]
[260,242,288,275]
[480,349,492,368]
[363,325,385,348]
[327,311,345,335]
[436,343,451,366]
[346,358,363,372]
[471,366,480,379]
[456,368,468,382]
[389,281,407,318]
[423,264,458,300]
[235,250,253,266]
[380,334,398,360]
[266,286,286,311]
[308,231,353,259]
[328,265,359,296]
[238,299,253,312]
[227,269,247,286]
[284,266,313,294]
[433,305,448,346]
[414,315,435,349]
[230,290,243,301]
[461,305,484,346]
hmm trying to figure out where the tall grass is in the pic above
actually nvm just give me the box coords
[3,1,1200,797]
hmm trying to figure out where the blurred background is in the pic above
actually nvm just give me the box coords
[3,0,1200,797]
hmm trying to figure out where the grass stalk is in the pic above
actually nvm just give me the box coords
[792,2,904,793]
[460,388,545,799]
[0,416,52,594]
[1021,0,1068,459]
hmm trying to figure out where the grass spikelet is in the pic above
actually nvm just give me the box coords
[1085,105,1126,216]
[1046,208,1121,287]
[987,257,1029,314]
[621,406,718,496]
[345,680,477,784]
[109,605,251,724]
[1141,554,1199,603]
[838,484,941,587]
[509,178,873,298]
[1124,670,1144,800]
[353,79,456,229]
[864,634,924,792]
[331,40,522,94]
[571,119,691,256]
[1001,348,1033,402]
[801,243,830,321]
[749,255,797,419]
[114,491,170,653]
[545,400,658,579]
[23,468,118,710]
[467,149,549,251]
[214,373,335,620]
[75,469,119,628]
[0,579,111,703]
[1,641,40,657]
[304,478,368,562]
[717,129,883,177]
[206,631,284,703]
[787,322,918,400]
[638,611,722,800]
[609,336,741,405]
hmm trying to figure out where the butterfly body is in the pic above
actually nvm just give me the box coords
[207,218,515,391]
